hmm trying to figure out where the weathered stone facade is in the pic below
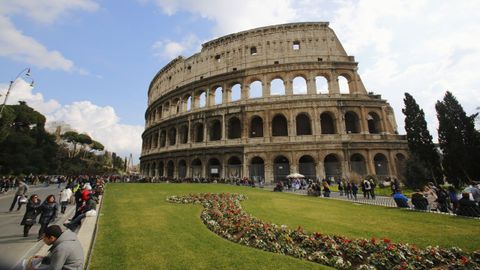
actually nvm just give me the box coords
[140,22,408,183]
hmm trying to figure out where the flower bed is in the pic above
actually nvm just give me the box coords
[167,193,480,270]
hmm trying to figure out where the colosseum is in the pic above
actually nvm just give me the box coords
[140,22,408,184]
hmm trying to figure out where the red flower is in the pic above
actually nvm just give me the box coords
[383,238,391,244]
[371,237,377,244]
[461,256,469,265]
[386,244,395,251]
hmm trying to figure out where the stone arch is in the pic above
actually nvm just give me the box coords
[183,94,192,112]
[228,117,242,139]
[168,127,176,145]
[227,156,242,179]
[214,86,223,105]
[209,119,222,141]
[199,91,206,108]
[167,160,175,178]
[367,111,382,134]
[157,161,164,177]
[296,113,312,135]
[273,155,290,182]
[208,158,222,178]
[159,130,166,147]
[292,76,307,95]
[272,114,288,136]
[249,80,263,98]
[193,123,204,142]
[324,154,342,181]
[350,153,367,178]
[345,111,360,134]
[338,75,350,94]
[315,76,329,94]
[152,132,158,148]
[249,156,265,182]
[270,78,285,96]
[191,158,202,178]
[250,116,263,137]
[299,155,316,180]
[178,159,187,178]
[320,111,336,134]
[231,83,241,101]
[179,124,188,144]
[374,153,390,178]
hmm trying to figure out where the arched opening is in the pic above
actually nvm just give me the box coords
[270,78,285,96]
[179,125,188,144]
[186,96,192,111]
[296,113,312,135]
[374,153,390,179]
[208,158,221,178]
[191,159,202,178]
[345,111,360,134]
[274,156,290,182]
[249,157,265,182]
[158,161,164,177]
[395,153,406,181]
[227,156,242,179]
[157,106,163,119]
[292,76,307,95]
[338,75,350,94]
[367,112,381,134]
[231,83,241,101]
[173,98,180,114]
[249,80,262,98]
[214,87,223,105]
[152,132,158,148]
[250,116,263,137]
[167,160,175,178]
[178,160,187,179]
[228,117,241,139]
[324,154,342,181]
[320,112,336,134]
[350,154,367,178]
[193,123,204,142]
[199,91,206,108]
[159,130,166,147]
[315,76,329,94]
[299,155,316,180]
[272,114,288,136]
[168,128,176,145]
[209,120,222,141]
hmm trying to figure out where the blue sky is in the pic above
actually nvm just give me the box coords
[1,0,479,163]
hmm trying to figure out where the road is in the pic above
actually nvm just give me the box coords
[0,183,75,270]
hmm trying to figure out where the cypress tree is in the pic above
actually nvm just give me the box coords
[435,91,480,187]
[402,93,443,186]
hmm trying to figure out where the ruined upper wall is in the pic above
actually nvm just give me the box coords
[148,22,353,103]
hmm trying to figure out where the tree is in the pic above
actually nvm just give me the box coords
[436,91,480,187]
[402,93,443,186]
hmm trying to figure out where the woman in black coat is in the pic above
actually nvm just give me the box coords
[37,194,58,240]
[20,194,41,237]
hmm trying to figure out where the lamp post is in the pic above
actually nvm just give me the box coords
[0,67,34,119]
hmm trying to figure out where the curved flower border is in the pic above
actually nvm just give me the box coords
[167,193,479,270]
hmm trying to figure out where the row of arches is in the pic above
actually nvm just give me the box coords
[142,110,384,150]
[147,73,358,125]
[141,152,406,182]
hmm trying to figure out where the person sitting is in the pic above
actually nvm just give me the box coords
[411,190,428,210]
[64,195,97,231]
[457,192,480,217]
[273,181,284,192]
[393,191,410,208]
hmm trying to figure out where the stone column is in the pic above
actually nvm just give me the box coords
[263,81,270,97]
[388,151,397,178]
[307,78,316,95]
[285,79,293,96]
[223,84,230,104]
[366,151,376,176]
[329,71,340,94]
[206,88,212,107]
[241,83,249,100]
[360,107,368,134]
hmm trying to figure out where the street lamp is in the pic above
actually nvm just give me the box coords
[0,67,34,119]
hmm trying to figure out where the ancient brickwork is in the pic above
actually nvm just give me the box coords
[140,22,408,183]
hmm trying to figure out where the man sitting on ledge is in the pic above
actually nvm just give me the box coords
[393,191,410,208]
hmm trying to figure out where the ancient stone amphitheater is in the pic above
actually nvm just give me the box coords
[140,22,408,183]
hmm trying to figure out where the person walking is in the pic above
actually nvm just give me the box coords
[38,195,58,240]
[9,180,28,212]
[20,194,41,237]
[345,182,352,199]
[362,179,371,199]
[351,183,358,200]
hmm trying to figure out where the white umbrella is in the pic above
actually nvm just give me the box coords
[287,173,305,179]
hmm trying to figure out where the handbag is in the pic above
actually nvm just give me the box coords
[19,195,28,204]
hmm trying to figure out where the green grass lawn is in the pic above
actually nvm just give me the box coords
[89,184,480,270]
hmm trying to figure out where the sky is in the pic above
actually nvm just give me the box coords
[0,0,479,164]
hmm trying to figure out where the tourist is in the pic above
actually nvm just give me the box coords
[345,182,352,199]
[64,194,97,231]
[457,193,480,217]
[351,183,358,200]
[9,180,28,212]
[369,179,376,199]
[424,186,438,211]
[436,186,450,213]
[393,191,410,208]
[322,180,330,197]
[59,187,71,214]
[411,190,428,210]
[26,225,83,270]
[338,180,344,196]
[20,194,41,237]
[273,181,284,192]
[362,179,371,199]
[38,195,58,240]
[448,186,459,212]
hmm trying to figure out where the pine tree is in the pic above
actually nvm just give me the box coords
[402,93,443,186]
[436,91,480,187]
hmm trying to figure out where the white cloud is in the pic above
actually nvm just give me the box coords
[0,1,99,71]
[152,34,201,60]
[0,80,143,161]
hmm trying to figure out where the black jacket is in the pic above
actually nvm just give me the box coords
[38,201,58,224]
[20,199,41,225]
